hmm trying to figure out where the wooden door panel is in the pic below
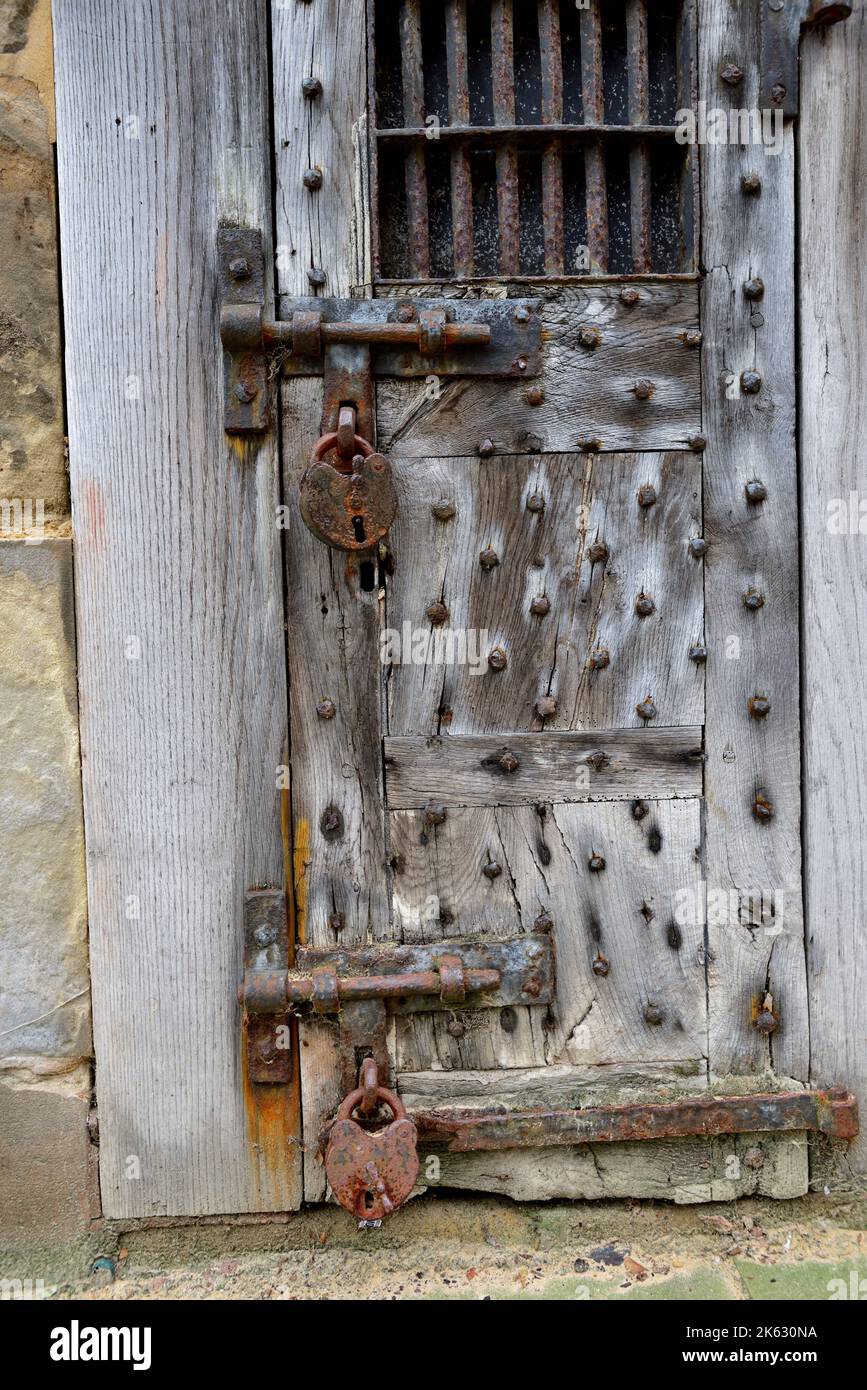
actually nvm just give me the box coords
[386,450,704,735]
[390,798,705,1072]
[375,283,702,456]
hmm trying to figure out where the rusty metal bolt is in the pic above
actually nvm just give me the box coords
[533,910,554,934]
[513,356,528,373]
[753,789,775,821]
[633,378,655,400]
[303,167,323,190]
[588,853,606,872]
[588,540,609,564]
[525,385,545,406]
[479,546,500,571]
[514,305,531,324]
[535,693,557,718]
[741,369,763,395]
[307,267,327,287]
[592,953,610,977]
[637,484,657,509]
[432,498,456,521]
[530,594,551,616]
[636,696,657,721]
[689,537,708,558]
[320,805,344,838]
[588,648,610,671]
[328,911,345,933]
[577,434,602,452]
[620,286,641,306]
[635,593,656,618]
[743,1146,765,1170]
[422,801,447,828]
[478,437,495,457]
[253,922,278,948]
[748,695,771,719]
[316,698,336,720]
[770,82,787,105]
[228,256,250,280]
[446,1017,466,1039]
[755,1007,779,1033]
[586,749,610,773]
[426,600,450,625]
[496,749,519,773]
[721,62,744,86]
[743,277,765,301]
[234,381,258,403]
[741,172,762,195]
[644,1003,665,1026]
[745,479,768,503]
[578,325,601,350]
[683,330,703,350]
[482,860,502,880]
[488,646,508,672]
[689,644,708,664]
[526,491,546,513]
[688,433,707,452]
[743,588,765,611]
[302,76,323,98]
[632,799,649,821]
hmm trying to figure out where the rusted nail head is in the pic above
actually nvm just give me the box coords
[316,698,336,720]
[478,438,495,457]
[743,277,765,301]
[753,790,775,821]
[577,435,602,452]
[743,588,765,610]
[525,385,545,406]
[636,697,657,720]
[721,63,745,86]
[741,172,762,195]
[479,546,499,570]
[635,593,656,617]
[644,1004,665,1026]
[637,484,657,508]
[689,644,708,663]
[745,479,768,503]
[307,267,327,287]
[633,378,655,401]
[588,540,609,564]
[482,861,502,880]
[689,537,708,557]
[302,77,323,98]
[488,646,508,671]
[592,954,610,977]
[535,694,557,718]
[432,498,456,521]
[588,853,606,872]
[741,369,763,395]
[526,491,545,512]
[530,594,551,616]
[303,167,323,190]
[228,256,250,280]
[688,433,707,452]
[422,801,447,828]
[748,695,771,719]
[577,326,601,350]
[620,287,641,306]
[426,600,450,625]
[589,647,610,670]
[513,306,531,324]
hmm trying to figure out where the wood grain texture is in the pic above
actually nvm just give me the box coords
[272,0,370,296]
[390,798,707,1072]
[700,0,809,1079]
[385,452,704,735]
[800,10,867,1169]
[375,282,701,454]
[53,0,300,1215]
[385,728,703,807]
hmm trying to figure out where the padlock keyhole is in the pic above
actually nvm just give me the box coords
[363,1190,375,1211]
[352,515,367,544]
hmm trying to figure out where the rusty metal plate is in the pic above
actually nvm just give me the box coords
[277,296,542,378]
[243,889,292,1083]
[760,0,852,118]
[293,935,554,1013]
[414,1088,860,1151]
[218,228,270,434]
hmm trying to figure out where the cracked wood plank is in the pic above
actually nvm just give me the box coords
[272,0,370,296]
[800,9,867,1170]
[700,0,809,1079]
[385,452,704,734]
[390,799,706,1073]
[375,282,701,455]
[384,729,703,807]
[54,0,300,1216]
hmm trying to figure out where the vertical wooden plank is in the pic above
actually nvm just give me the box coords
[446,0,474,276]
[491,0,520,274]
[700,1,808,1079]
[53,0,300,1215]
[800,8,867,1168]
[625,0,652,273]
[580,1,608,272]
[399,0,430,277]
[273,0,370,296]
[538,0,564,275]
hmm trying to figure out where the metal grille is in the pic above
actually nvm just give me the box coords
[371,0,696,280]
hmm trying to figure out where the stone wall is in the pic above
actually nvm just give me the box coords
[0,0,92,1257]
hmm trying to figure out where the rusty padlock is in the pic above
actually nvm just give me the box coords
[325,1075,419,1221]
[299,431,398,551]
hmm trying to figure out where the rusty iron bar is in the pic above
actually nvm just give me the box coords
[376,123,682,141]
[254,964,502,1013]
[264,317,492,351]
[414,1089,860,1151]
[538,0,564,275]
[399,0,430,277]
[626,0,652,273]
[446,0,474,277]
[579,2,608,273]
[491,0,520,275]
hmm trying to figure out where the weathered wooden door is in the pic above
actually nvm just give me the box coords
[57,0,856,1219]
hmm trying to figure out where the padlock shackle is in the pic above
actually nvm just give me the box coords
[335,1083,408,1124]
[310,431,373,466]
